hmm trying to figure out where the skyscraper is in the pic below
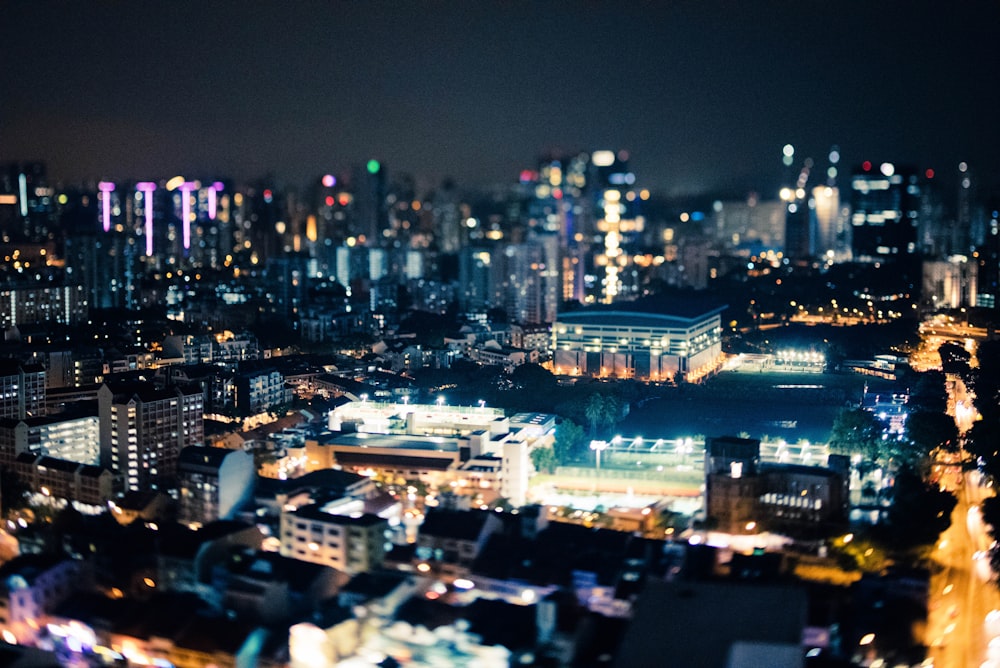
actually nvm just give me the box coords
[849,162,920,263]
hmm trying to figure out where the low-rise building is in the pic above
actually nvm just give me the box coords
[415,508,503,579]
[177,446,255,527]
[551,297,726,382]
[280,503,389,575]
[704,436,849,538]
[0,554,87,644]
[13,452,113,507]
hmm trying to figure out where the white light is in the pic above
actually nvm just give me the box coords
[880,162,895,177]
[591,150,615,167]
[782,144,795,158]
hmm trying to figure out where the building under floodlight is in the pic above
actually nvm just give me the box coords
[551,297,726,382]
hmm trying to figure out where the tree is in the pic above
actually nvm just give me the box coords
[585,394,605,436]
[909,370,948,414]
[938,341,971,375]
[878,466,956,550]
[968,414,1000,475]
[530,446,557,474]
[553,419,585,465]
[828,408,883,467]
[905,411,959,455]
[510,363,558,395]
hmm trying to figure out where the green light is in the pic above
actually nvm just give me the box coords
[366,159,380,174]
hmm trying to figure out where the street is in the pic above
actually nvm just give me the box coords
[927,471,1000,668]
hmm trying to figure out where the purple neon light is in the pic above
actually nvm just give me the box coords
[179,182,196,249]
[137,182,156,256]
[98,181,115,232]
[208,182,223,220]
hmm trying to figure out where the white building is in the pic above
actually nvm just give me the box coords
[552,298,726,383]
[280,503,389,575]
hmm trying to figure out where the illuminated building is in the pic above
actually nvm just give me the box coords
[231,367,293,415]
[280,502,389,574]
[458,246,498,315]
[355,159,387,244]
[703,436,849,538]
[458,241,560,324]
[0,161,54,241]
[850,162,921,262]
[0,413,99,467]
[922,256,978,309]
[136,181,158,257]
[552,297,726,382]
[0,361,45,420]
[12,453,113,507]
[0,284,88,330]
[591,149,644,303]
[977,201,1000,308]
[98,381,205,492]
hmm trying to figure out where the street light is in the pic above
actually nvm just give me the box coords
[591,440,610,472]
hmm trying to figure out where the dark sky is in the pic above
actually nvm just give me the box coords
[2,1,998,196]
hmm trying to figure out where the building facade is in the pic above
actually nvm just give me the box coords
[552,299,726,382]
[850,163,920,262]
[280,504,389,575]
[177,446,256,527]
[98,381,205,492]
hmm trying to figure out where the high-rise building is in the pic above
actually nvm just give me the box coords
[849,162,920,262]
[354,160,387,245]
[0,361,46,420]
[590,150,644,303]
[0,284,89,330]
[977,200,1000,308]
[0,162,55,241]
[98,381,205,492]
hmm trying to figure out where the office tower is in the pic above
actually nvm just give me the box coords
[458,246,497,316]
[98,381,204,492]
[711,196,786,252]
[432,179,463,254]
[849,162,920,262]
[65,208,140,310]
[354,159,387,245]
[590,150,643,303]
[781,158,816,262]
[812,186,841,260]
[977,200,1000,308]
[267,252,310,318]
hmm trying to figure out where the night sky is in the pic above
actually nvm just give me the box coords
[2,1,998,196]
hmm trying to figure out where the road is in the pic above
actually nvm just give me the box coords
[927,471,1000,668]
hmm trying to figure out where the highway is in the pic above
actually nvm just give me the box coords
[927,472,1000,668]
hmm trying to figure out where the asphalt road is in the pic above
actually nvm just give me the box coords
[927,472,1000,668]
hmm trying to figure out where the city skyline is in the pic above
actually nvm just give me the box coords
[2,1,999,195]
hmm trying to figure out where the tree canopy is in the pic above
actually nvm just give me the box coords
[828,408,883,465]
[877,466,956,550]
